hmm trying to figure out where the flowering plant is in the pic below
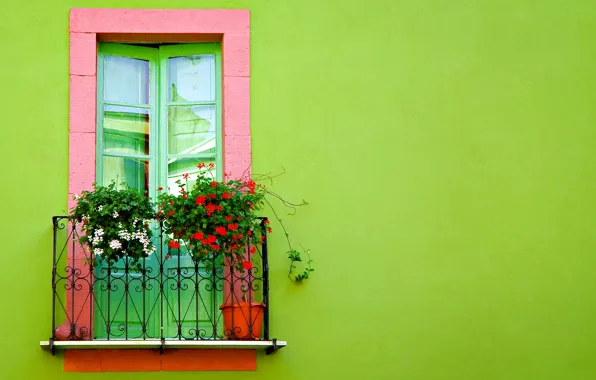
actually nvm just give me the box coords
[157,164,268,272]
[70,182,156,268]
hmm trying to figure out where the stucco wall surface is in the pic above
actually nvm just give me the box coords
[1,1,596,379]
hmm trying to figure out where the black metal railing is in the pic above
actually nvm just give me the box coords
[50,216,270,344]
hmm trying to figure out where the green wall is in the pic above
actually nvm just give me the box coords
[2,1,596,379]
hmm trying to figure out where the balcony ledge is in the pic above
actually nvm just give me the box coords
[40,339,286,355]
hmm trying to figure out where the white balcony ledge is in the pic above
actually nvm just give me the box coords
[40,339,286,355]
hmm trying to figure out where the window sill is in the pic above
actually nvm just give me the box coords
[40,339,286,353]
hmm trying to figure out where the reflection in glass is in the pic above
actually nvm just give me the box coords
[168,55,215,103]
[103,106,150,155]
[104,56,150,105]
[167,157,216,195]
[168,105,215,155]
[103,156,149,194]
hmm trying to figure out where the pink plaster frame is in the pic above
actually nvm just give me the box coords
[66,8,250,347]
[69,8,250,201]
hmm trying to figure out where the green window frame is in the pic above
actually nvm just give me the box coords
[93,42,224,340]
[96,42,223,197]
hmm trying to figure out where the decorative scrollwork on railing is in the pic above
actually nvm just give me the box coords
[50,216,270,342]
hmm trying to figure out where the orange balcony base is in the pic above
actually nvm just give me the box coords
[39,339,286,372]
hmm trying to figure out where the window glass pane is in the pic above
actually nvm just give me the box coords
[168,55,215,102]
[103,156,149,194]
[103,106,150,155]
[104,56,149,105]
[167,157,216,195]
[168,105,216,155]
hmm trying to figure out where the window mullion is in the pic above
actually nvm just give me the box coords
[148,52,159,200]
[96,51,106,185]
[158,45,168,194]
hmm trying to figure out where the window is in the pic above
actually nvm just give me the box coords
[97,43,222,196]
[94,42,223,339]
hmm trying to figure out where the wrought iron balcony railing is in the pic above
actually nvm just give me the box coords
[43,216,285,354]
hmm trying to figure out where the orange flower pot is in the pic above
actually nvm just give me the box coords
[219,302,266,340]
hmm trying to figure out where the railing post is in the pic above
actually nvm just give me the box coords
[50,216,59,354]
[261,218,270,340]
[159,222,165,346]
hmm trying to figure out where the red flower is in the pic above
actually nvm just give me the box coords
[182,173,189,179]
[211,181,218,188]
[206,203,218,216]
[158,210,163,215]
[183,194,188,199]
[208,193,217,199]
[247,180,256,194]
[238,233,243,239]
[193,232,204,240]
[215,226,227,236]
[268,227,272,233]
[250,246,256,254]
[170,201,174,206]
[264,219,270,225]
[167,210,175,218]
[262,235,266,241]
[195,196,206,206]
[222,192,233,199]
[225,216,233,222]
[228,223,238,231]
[180,188,185,193]
[209,163,215,168]
[206,235,217,244]
[230,244,239,250]
[158,186,163,191]
[242,260,253,270]
[210,244,220,251]
[169,240,181,249]
[197,163,206,169]
[247,231,252,236]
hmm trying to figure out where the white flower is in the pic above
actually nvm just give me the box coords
[144,245,156,255]
[97,205,104,212]
[92,228,104,245]
[118,229,131,241]
[113,211,119,219]
[109,240,122,250]
[93,248,104,256]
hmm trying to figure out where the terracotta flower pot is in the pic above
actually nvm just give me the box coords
[219,302,266,340]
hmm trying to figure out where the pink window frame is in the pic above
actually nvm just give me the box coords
[67,8,250,342]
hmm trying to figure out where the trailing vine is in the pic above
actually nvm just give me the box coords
[254,170,314,283]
